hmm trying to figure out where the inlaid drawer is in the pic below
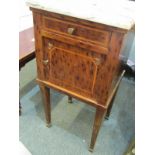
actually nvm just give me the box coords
[43,16,111,47]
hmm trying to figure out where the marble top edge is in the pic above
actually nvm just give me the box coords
[26,0,135,30]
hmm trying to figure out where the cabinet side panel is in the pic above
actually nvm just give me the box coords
[32,12,44,79]
[94,32,125,106]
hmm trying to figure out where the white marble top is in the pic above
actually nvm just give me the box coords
[26,0,135,30]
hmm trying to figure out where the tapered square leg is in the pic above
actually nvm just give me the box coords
[105,70,125,120]
[89,107,106,152]
[105,92,117,120]
[68,96,73,103]
[39,85,51,127]
[19,101,22,116]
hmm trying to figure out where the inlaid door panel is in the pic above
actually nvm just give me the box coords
[42,36,107,98]
[50,47,96,92]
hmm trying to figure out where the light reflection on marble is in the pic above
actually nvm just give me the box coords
[26,0,135,30]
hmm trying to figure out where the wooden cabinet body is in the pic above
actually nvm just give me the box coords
[31,8,127,151]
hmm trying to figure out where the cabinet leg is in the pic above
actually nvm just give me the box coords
[68,96,73,103]
[39,85,51,127]
[89,107,106,152]
[105,92,117,120]
[19,101,22,116]
[105,70,125,120]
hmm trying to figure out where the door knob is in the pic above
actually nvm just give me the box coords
[94,58,101,65]
[67,27,75,35]
[43,60,49,65]
[48,42,53,49]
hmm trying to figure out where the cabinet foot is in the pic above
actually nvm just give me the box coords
[68,96,73,103]
[88,148,94,153]
[46,123,52,128]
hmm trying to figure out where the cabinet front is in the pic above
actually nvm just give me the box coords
[41,33,107,99]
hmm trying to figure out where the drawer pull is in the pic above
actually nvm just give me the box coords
[94,58,101,65]
[43,60,49,65]
[48,42,53,49]
[67,27,75,35]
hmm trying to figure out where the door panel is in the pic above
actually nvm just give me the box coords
[50,47,97,93]
[42,36,106,98]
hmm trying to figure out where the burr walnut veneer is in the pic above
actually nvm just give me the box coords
[30,8,129,151]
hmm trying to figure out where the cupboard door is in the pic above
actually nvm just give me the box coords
[42,36,107,98]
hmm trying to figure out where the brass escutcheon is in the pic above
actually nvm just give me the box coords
[67,27,75,35]
[48,42,53,49]
[43,59,49,65]
[94,58,101,65]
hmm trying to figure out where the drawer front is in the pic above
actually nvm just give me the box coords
[43,16,111,47]
[42,35,106,97]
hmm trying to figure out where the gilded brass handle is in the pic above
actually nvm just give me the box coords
[94,58,101,65]
[48,42,53,49]
[43,60,49,65]
[67,27,75,35]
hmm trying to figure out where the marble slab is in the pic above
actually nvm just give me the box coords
[26,0,135,30]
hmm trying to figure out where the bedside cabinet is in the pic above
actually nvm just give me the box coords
[27,0,134,151]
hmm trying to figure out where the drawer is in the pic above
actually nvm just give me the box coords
[43,16,111,47]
